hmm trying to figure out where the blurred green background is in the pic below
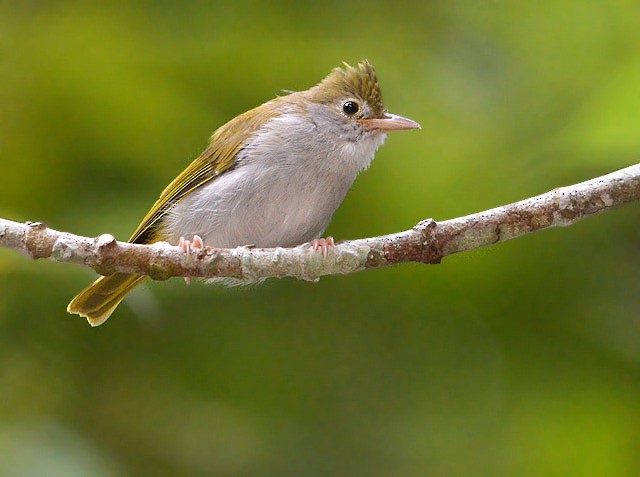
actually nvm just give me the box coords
[1,1,640,476]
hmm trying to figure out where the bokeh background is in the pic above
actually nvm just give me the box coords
[1,1,640,476]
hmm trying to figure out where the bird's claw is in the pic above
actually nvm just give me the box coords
[311,236,335,259]
[178,235,204,285]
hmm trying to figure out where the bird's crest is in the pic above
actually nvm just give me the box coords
[312,60,386,117]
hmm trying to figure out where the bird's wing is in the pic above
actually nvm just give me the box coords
[129,103,280,244]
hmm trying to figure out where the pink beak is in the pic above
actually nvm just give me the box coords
[359,113,421,131]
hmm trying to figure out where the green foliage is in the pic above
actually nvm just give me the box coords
[1,2,639,475]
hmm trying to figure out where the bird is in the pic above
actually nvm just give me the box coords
[67,60,421,326]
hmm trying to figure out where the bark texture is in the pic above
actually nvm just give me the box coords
[1,164,638,281]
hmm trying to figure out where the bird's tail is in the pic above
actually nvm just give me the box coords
[67,273,145,326]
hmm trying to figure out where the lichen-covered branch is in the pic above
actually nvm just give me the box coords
[1,163,639,281]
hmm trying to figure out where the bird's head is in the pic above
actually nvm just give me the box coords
[304,60,420,140]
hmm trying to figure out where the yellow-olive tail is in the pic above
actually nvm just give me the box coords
[67,273,145,327]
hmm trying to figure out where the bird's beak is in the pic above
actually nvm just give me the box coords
[359,113,421,131]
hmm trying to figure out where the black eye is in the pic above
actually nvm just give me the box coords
[342,101,360,116]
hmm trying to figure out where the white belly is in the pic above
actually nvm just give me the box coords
[164,160,353,248]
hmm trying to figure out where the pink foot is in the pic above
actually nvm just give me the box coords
[179,235,204,284]
[311,236,335,259]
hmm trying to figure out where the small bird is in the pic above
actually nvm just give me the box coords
[68,60,420,326]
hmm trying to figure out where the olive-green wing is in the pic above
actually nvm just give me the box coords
[129,102,281,244]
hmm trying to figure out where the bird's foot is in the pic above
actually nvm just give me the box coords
[179,235,204,285]
[179,235,204,255]
[310,236,335,259]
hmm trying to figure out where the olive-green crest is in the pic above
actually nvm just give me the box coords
[311,60,386,118]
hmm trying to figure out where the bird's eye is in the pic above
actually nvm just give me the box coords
[342,101,360,116]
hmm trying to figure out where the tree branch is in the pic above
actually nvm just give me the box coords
[1,163,639,281]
